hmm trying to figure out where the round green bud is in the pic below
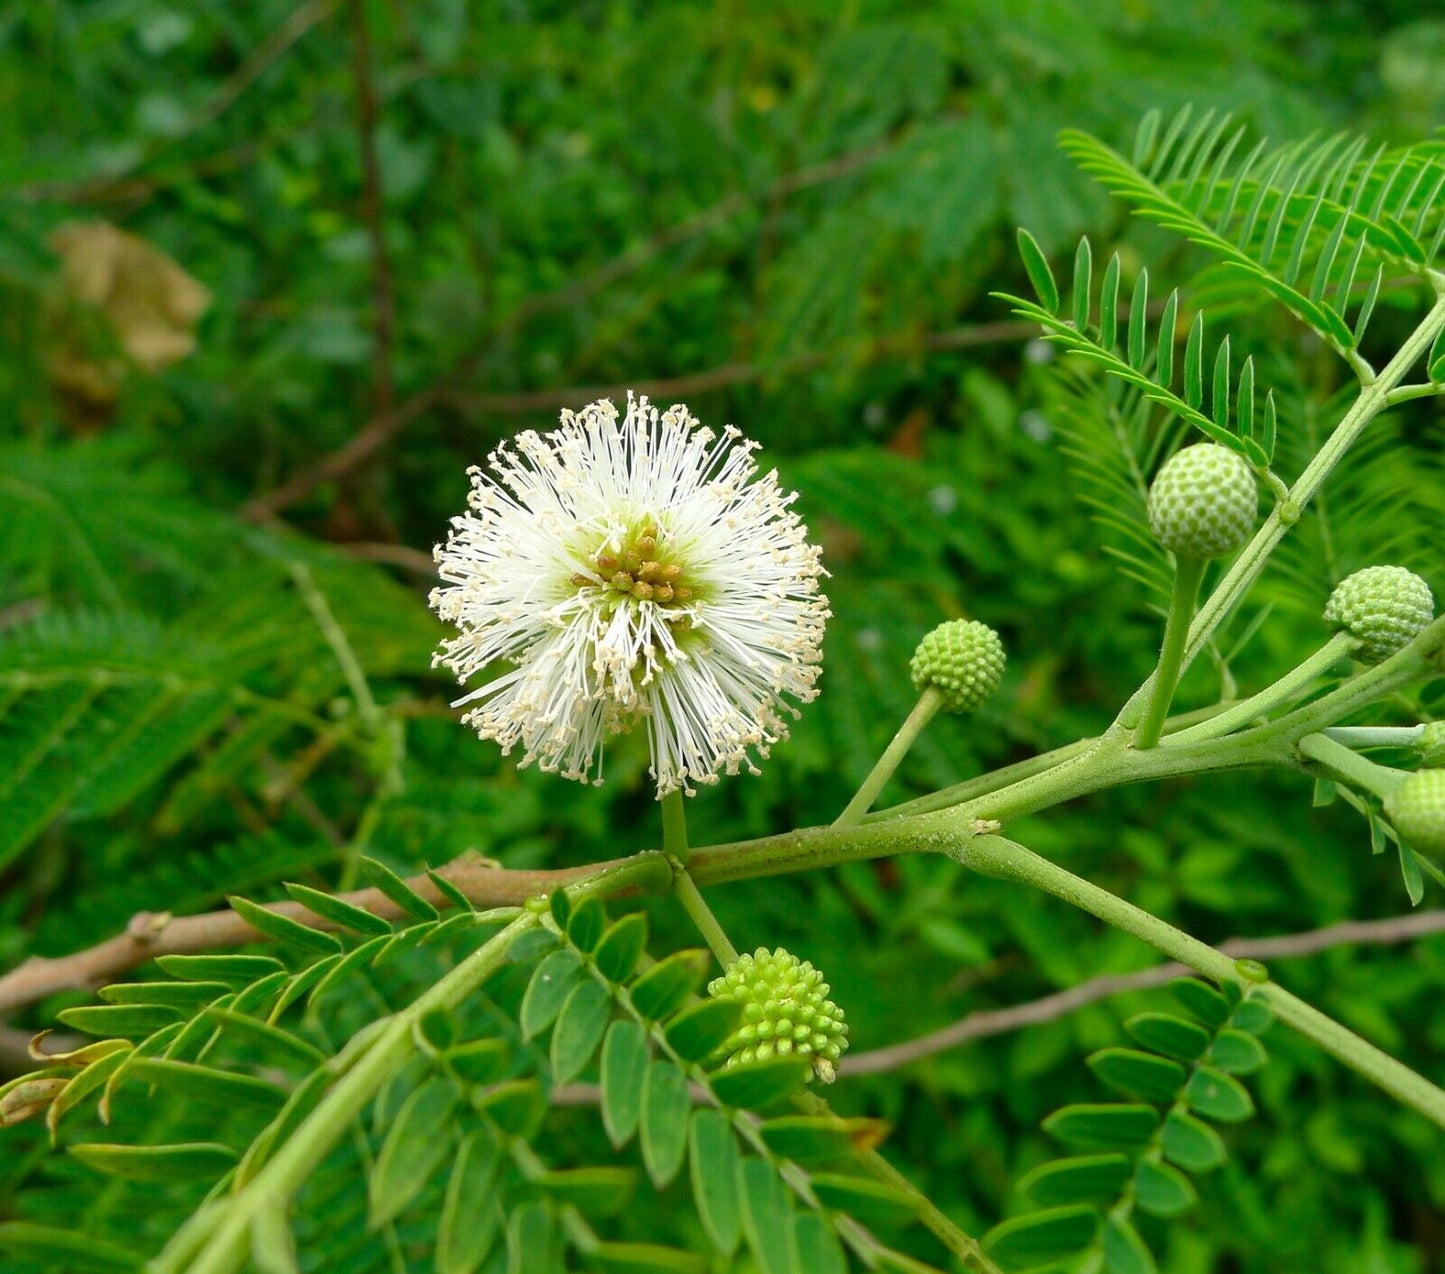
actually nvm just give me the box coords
[1419,722,1445,768]
[909,619,1005,714]
[1384,769,1445,858]
[1323,566,1434,664]
[707,947,849,1083]
[1146,443,1258,560]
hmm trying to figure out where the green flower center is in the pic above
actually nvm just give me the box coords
[572,519,701,623]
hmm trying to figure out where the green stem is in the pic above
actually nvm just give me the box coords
[1325,725,1426,749]
[661,789,690,865]
[167,855,671,1274]
[957,834,1445,1130]
[1164,631,1359,745]
[1136,555,1206,750]
[669,857,739,967]
[1297,733,1408,800]
[834,687,943,826]
[1115,293,1445,733]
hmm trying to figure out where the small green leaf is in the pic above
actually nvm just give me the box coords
[1016,229,1059,311]
[1211,335,1231,431]
[1183,312,1205,409]
[689,1109,742,1257]
[98,981,228,1010]
[476,1079,544,1138]
[1072,237,1093,331]
[533,1166,637,1214]
[601,1019,650,1147]
[1400,841,1426,906]
[1102,1215,1156,1274]
[202,1009,326,1066]
[792,1213,847,1274]
[1157,289,1179,388]
[520,948,585,1040]
[588,1242,707,1273]
[437,1131,503,1274]
[283,882,391,935]
[629,949,710,1020]
[1099,253,1121,351]
[983,1205,1097,1267]
[874,1250,950,1274]
[640,1059,690,1187]
[1228,999,1275,1036]
[1313,777,1339,807]
[125,1059,286,1112]
[1043,1103,1158,1151]
[361,857,438,921]
[1260,390,1277,460]
[507,927,558,964]
[251,1207,299,1274]
[1161,1110,1227,1172]
[1133,1159,1199,1218]
[58,1004,181,1037]
[549,888,572,929]
[808,1174,920,1229]
[1127,268,1148,367]
[443,1038,511,1087]
[1207,1028,1268,1075]
[738,1156,796,1274]
[369,1076,460,1228]
[1236,355,1255,441]
[551,980,612,1083]
[759,1115,890,1164]
[1087,1048,1186,1102]
[1185,1066,1254,1123]
[1167,976,1225,1028]
[227,896,341,954]
[425,867,473,913]
[507,1200,559,1274]
[1125,1012,1210,1060]
[567,897,607,953]
[0,1222,143,1272]
[159,953,289,982]
[1018,1153,1131,1207]
[70,1141,238,1183]
[665,998,744,1063]
[594,914,649,984]
[707,1057,812,1110]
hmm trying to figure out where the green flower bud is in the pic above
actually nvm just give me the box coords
[1323,566,1434,664]
[909,619,1005,714]
[1384,769,1445,858]
[707,947,849,1083]
[1146,443,1257,560]
[1419,722,1445,768]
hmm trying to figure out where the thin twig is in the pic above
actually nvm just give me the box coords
[347,0,395,416]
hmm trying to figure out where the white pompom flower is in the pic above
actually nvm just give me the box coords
[430,394,829,796]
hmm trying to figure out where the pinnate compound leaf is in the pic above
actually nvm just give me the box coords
[707,1057,812,1110]
[601,1019,650,1147]
[594,913,649,984]
[1161,1110,1227,1172]
[58,1004,181,1037]
[520,948,584,1039]
[1018,1153,1131,1207]
[629,949,710,1020]
[1124,1012,1210,1060]
[1087,1048,1186,1102]
[282,882,391,935]
[125,1058,287,1111]
[437,1131,503,1274]
[98,981,229,1010]
[640,1059,690,1187]
[738,1156,796,1274]
[369,1076,460,1228]
[665,998,744,1063]
[69,1140,238,1182]
[1017,228,1060,311]
[1043,1103,1158,1151]
[689,1108,742,1257]
[1184,1066,1254,1123]
[154,953,285,986]
[550,979,612,1083]
[1133,1159,1199,1217]
[983,1205,1098,1268]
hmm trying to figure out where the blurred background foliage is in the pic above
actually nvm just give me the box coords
[4,1,1445,1269]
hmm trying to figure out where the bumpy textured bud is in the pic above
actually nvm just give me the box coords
[707,947,849,1083]
[1384,769,1445,858]
[1323,566,1434,664]
[909,620,1005,714]
[1419,722,1445,768]
[1146,444,1257,559]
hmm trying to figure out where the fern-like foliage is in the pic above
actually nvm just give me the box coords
[1059,107,1445,359]
[982,977,1272,1273]
[0,871,947,1273]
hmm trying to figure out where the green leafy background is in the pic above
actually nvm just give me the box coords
[4,2,1445,1270]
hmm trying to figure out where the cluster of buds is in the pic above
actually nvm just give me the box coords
[910,619,1006,714]
[708,947,849,1083]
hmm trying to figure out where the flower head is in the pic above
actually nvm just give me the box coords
[430,394,829,795]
